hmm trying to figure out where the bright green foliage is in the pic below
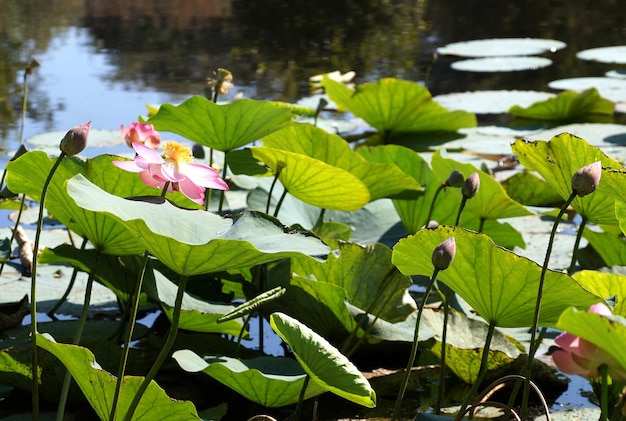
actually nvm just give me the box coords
[251,147,371,211]
[582,230,626,267]
[392,226,600,328]
[261,123,422,200]
[573,270,626,317]
[557,307,626,373]
[37,333,201,420]
[269,312,377,408]
[509,88,615,121]
[66,174,331,276]
[501,171,563,207]
[148,96,292,152]
[322,77,476,136]
[173,350,326,407]
[513,133,623,227]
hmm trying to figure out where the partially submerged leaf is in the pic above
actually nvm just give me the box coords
[451,56,552,72]
[436,38,566,57]
[509,88,614,121]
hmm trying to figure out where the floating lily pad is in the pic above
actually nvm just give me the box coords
[531,123,626,147]
[509,88,614,121]
[606,70,626,79]
[437,38,566,57]
[576,45,626,64]
[548,77,626,103]
[433,90,555,114]
[451,56,552,72]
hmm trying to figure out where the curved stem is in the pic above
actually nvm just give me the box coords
[266,166,284,214]
[273,189,288,218]
[56,250,101,420]
[217,162,228,214]
[435,289,451,414]
[31,151,66,419]
[122,276,189,421]
[391,269,439,421]
[455,196,468,227]
[425,184,444,227]
[600,364,609,421]
[521,191,577,419]
[294,375,311,420]
[454,322,497,421]
[109,251,151,421]
[567,216,587,275]
[47,237,89,317]
[0,194,26,277]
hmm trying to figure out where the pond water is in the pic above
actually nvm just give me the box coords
[1,0,625,418]
[1,0,625,154]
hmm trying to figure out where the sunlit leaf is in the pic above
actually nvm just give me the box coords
[557,307,626,372]
[173,350,326,407]
[261,123,421,200]
[512,133,623,226]
[67,174,331,276]
[250,147,370,211]
[509,88,614,121]
[269,312,376,408]
[148,96,292,151]
[37,333,200,420]
[582,229,626,267]
[501,172,563,207]
[573,270,626,317]
[392,226,600,328]
[322,77,476,137]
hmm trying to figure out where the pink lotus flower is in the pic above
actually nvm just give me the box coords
[552,303,626,381]
[113,141,228,204]
[121,122,161,149]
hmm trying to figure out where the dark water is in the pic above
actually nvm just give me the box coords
[1,0,625,153]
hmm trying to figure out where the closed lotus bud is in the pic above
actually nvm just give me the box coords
[425,220,439,230]
[432,237,456,271]
[444,170,465,188]
[462,172,480,198]
[572,161,601,197]
[59,121,91,156]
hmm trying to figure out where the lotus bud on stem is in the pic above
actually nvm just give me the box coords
[424,170,465,227]
[520,161,602,419]
[392,237,456,421]
[455,172,480,226]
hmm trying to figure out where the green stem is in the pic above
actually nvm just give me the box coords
[600,364,609,421]
[109,251,151,421]
[455,196,468,227]
[0,194,26,277]
[391,269,439,421]
[266,166,284,214]
[521,191,577,419]
[31,151,66,420]
[56,251,101,421]
[19,71,28,145]
[47,237,89,318]
[435,289,451,414]
[217,162,228,214]
[425,184,444,227]
[454,322,497,421]
[273,189,288,218]
[294,375,311,421]
[478,218,485,234]
[122,276,189,421]
[567,216,587,275]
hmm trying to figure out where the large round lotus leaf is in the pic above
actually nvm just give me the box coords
[451,56,552,72]
[548,77,626,103]
[576,46,626,64]
[434,90,555,114]
[509,88,614,121]
[437,38,566,57]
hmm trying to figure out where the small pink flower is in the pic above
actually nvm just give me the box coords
[552,303,626,381]
[113,141,228,204]
[121,122,161,149]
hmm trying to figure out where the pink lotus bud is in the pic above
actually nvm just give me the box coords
[432,237,456,271]
[444,170,464,188]
[462,172,480,198]
[59,121,91,157]
[571,161,601,197]
[121,122,161,149]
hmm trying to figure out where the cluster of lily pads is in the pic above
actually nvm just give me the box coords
[1,68,626,421]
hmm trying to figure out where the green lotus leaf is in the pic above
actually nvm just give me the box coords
[38,245,151,306]
[617,201,626,236]
[557,307,626,372]
[37,333,200,420]
[501,172,564,207]
[5,152,196,255]
[250,147,370,211]
[148,96,292,152]
[582,229,626,267]
[512,133,623,226]
[269,312,376,408]
[66,174,331,276]
[431,149,532,221]
[322,77,476,136]
[172,350,326,407]
[598,168,626,204]
[392,226,600,328]
[291,241,415,323]
[261,123,421,200]
[147,269,244,336]
[509,88,614,121]
[573,270,626,317]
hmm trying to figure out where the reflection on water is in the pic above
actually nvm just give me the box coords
[0,0,625,151]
